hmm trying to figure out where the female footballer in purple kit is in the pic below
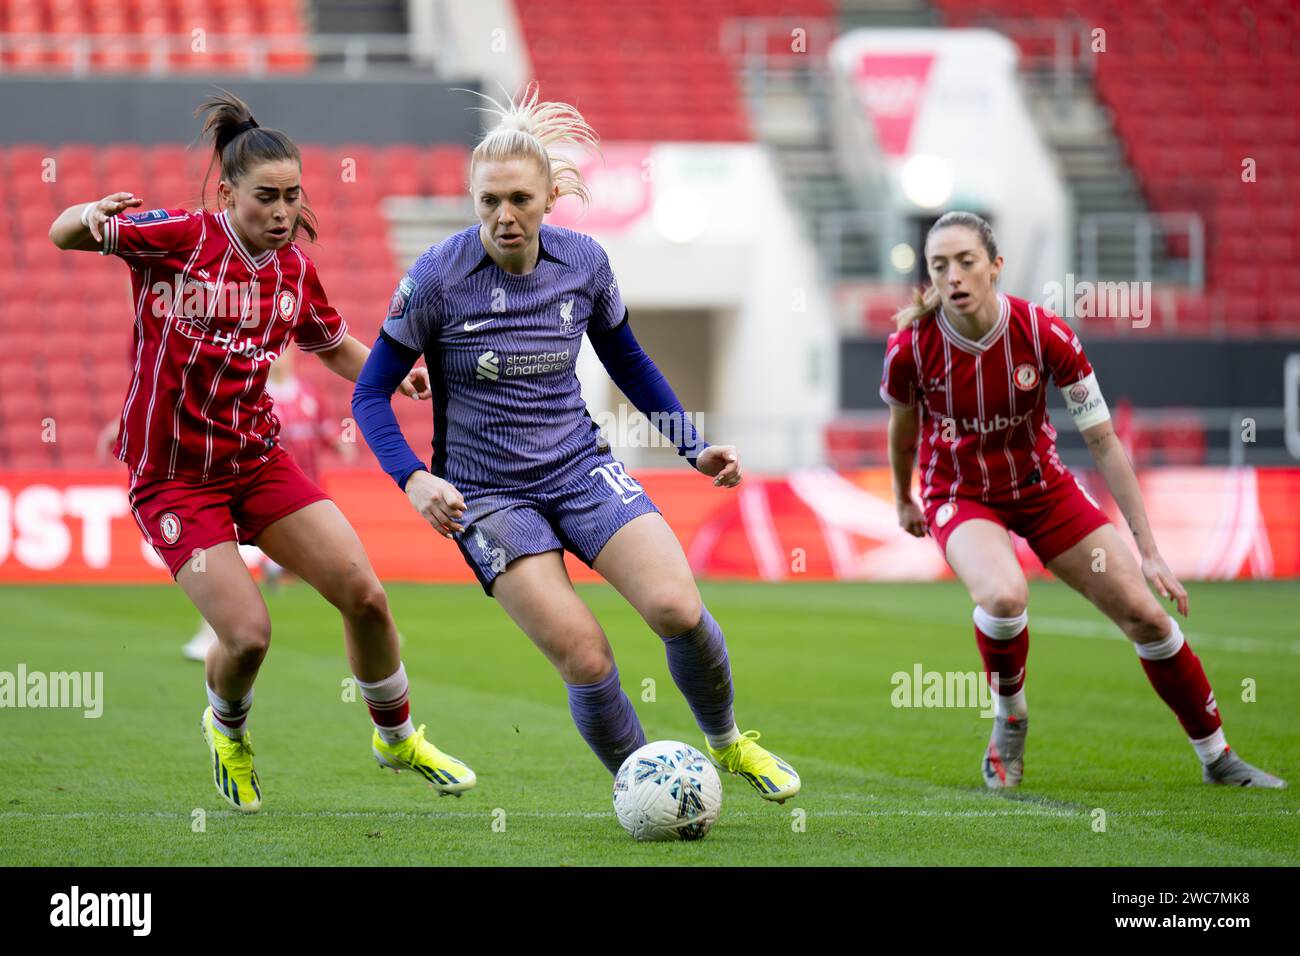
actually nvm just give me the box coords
[353,84,801,801]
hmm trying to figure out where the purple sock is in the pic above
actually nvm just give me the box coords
[566,665,647,775]
[664,606,735,738]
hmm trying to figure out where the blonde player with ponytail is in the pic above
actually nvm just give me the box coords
[353,84,802,802]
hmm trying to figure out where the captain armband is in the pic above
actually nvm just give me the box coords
[1060,371,1110,430]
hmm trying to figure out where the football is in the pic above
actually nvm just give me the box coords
[613,740,723,842]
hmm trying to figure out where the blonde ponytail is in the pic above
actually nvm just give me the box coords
[465,82,599,213]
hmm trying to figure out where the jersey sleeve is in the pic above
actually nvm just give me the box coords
[879,328,919,407]
[380,252,441,356]
[1039,307,1093,386]
[292,260,349,353]
[589,243,627,333]
[1039,306,1110,429]
[101,208,200,260]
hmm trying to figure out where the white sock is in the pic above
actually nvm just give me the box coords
[373,720,415,745]
[1133,620,1184,660]
[206,684,252,739]
[357,663,415,744]
[1191,727,1228,765]
[996,688,1027,719]
[705,724,742,750]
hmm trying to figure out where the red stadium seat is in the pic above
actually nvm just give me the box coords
[932,0,1299,310]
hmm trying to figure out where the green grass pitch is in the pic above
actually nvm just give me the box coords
[1,580,1296,866]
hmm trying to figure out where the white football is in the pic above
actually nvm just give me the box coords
[613,740,723,842]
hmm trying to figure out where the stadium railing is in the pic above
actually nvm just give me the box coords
[1078,211,1205,289]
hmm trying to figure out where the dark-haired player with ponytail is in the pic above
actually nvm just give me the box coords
[881,211,1285,790]
[49,91,477,812]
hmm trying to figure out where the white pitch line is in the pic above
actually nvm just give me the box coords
[1033,616,1300,657]
[1,808,1294,821]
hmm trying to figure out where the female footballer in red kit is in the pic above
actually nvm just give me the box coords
[881,212,1285,789]
[48,91,478,812]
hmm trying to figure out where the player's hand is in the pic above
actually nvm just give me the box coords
[398,366,431,400]
[406,470,465,538]
[697,445,741,487]
[897,496,926,537]
[1142,552,1188,616]
[84,192,143,242]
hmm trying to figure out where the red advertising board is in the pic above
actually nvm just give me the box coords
[1,467,1297,583]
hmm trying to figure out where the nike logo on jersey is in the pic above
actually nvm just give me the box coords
[464,319,495,331]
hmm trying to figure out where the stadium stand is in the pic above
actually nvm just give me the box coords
[933,0,1300,324]
[0,0,311,72]
[0,141,470,468]
[513,0,832,141]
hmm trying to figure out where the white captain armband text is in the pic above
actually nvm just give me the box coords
[1060,371,1110,429]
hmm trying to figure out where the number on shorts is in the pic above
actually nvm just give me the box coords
[589,461,643,496]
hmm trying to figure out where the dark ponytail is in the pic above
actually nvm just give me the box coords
[195,89,318,243]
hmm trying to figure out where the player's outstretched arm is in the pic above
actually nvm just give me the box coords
[1082,420,1188,615]
[888,403,926,537]
[587,317,726,478]
[49,193,144,251]
[351,335,464,538]
[320,334,430,398]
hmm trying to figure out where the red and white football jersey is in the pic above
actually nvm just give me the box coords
[880,293,1098,505]
[265,375,333,483]
[100,207,347,481]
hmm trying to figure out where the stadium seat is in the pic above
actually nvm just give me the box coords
[933,0,1300,324]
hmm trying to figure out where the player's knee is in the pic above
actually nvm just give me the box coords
[976,582,1027,619]
[562,644,615,685]
[221,618,271,667]
[340,575,391,627]
[645,589,703,638]
[1122,599,1169,644]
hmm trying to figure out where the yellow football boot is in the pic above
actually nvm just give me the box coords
[706,730,801,803]
[372,724,477,797]
[200,706,262,813]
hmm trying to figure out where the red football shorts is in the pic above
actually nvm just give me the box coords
[924,473,1111,565]
[128,449,331,578]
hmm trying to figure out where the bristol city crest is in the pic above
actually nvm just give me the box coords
[277,289,297,321]
[935,502,957,528]
[1013,363,1040,391]
[159,512,182,545]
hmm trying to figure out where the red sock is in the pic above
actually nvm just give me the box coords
[973,607,1028,696]
[357,663,412,732]
[1138,634,1221,740]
